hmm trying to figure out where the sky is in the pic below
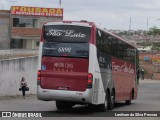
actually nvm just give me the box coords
[1,0,160,30]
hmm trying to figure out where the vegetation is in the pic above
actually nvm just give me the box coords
[147,26,160,35]
[137,42,160,50]
[114,26,160,51]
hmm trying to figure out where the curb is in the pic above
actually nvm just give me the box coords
[139,79,160,83]
[0,94,36,100]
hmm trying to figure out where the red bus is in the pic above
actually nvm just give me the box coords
[37,21,139,111]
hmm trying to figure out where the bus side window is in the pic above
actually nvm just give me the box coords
[123,46,136,63]
[110,37,118,58]
[104,34,111,55]
[96,29,105,53]
[96,30,101,51]
[118,40,125,59]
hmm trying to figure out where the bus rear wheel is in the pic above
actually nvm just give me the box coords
[108,90,115,110]
[125,100,131,105]
[125,90,134,105]
[98,93,108,112]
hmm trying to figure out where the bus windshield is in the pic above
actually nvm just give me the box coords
[43,25,91,43]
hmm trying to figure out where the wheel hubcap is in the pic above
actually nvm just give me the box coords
[111,95,114,104]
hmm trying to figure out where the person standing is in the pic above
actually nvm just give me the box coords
[20,77,27,99]
[141,68,145,80]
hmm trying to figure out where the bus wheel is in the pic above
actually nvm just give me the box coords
[125,99,131,105]
[108,90,115,110]
[125,90,134,105]
[98,93,108,112]
[56,101,64,110]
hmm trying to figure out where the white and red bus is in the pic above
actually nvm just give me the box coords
[37,21,139,111]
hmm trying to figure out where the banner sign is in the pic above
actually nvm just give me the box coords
[11,6,63,17]
[0,111,160,117]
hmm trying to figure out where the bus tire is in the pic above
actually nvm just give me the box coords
[98,93,108,112]
[108,90,115,110]
[125,90,134,105]
[125,100,131,105]
[56,101,64,110]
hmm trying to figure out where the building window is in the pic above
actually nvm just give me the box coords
[13,18,38,28]
[10,39,23,49]
[36,41,39,47]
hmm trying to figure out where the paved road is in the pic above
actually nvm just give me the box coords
[0,79,160,120]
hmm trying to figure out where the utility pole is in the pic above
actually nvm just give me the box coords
[59,0,61,7]
[129,17,132,31]
[128,17,132,40]
[145,19,149,48]
[147,18,149,31]
[128,17,132,43]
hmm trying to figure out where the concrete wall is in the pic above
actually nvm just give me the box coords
[0,49,38,60]
[0,56,38,96]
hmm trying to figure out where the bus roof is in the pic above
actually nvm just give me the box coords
[43,20,137,50]
[95,26,137,49]
[44,20,94,27]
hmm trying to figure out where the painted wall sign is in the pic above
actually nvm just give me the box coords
[112,58,135,74]
[112,62,134,74]
[11,6,63,17]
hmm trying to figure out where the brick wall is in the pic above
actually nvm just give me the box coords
[140,61,154,79]
[11,28,41,36]
[154,73,160,80]
[140,54,160,80]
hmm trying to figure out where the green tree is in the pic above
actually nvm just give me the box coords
[147,26,160,35]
